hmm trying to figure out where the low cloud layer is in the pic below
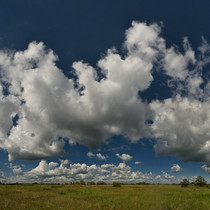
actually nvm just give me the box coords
[5,160,185,184]
[0,21,209,166]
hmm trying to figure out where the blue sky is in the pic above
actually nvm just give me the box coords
[0,0,210,183]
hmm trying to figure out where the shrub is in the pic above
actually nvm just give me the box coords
[97,181,106,185]
[87,181,95,185]
[80,180,86,185]
[74,181,80,185]
[136,182,149,185]
[195,176,207,187]
[180,178,190,187]
[112,182,121,187]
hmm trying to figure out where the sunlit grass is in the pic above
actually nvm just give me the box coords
[0,184,210,209]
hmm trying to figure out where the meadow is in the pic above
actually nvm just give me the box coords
[0,184,210,210]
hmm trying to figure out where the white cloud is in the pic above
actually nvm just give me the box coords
[4,160,186,184]
[162,37,210,100]
[0,170,5,183]
[151,96,210,165]
[0,171,4,179]
[125,21,165,63]
[101,164,114,169]
[8,163,23,175]
[162,171,175,179]
[201,165,210,174]
[171,164,182,173]
[135,161,142,165]
[96,153,107,161]
[163,37,196,81]
[116,153,133,162]
[13,167,22,175]
[0,21,159,160]
[87,152,95,158]
[0,21,209,167]
[87,152,107,160]
[155,175,161,180]
[60,159,69,167]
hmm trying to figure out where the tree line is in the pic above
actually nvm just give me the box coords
[180,176,207,187]
[0,176,207,187]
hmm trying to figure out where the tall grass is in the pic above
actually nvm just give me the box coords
[0,184,210,209]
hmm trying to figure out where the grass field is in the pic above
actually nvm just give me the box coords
[0,184,210,210]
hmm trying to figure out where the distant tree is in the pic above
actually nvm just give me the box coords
[87,181,95,185]
[112,182,121,187]
[195,176,207,187]
[80,180,86,185]
[33,182,38,185]
[74,181,80,185]
[97,181,106,185]
[180,179,190,187]
[136,182,149,185]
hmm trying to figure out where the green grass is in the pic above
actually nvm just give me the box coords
[0,184,210,209]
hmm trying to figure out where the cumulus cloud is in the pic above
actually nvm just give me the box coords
[3,159,186,184]
[116,153,133,162]
[201,165,210,174]
[155,175,161,180]
[171,164,182,173]
[0,170,5,183]
[0,21,209,166]
[0,171,4,179]
[161,171,175,180]
[60,159,69,167]
[101,164,115,169]
[87,152,95,158]
[96,153,107,161]
[163,37,196,81]
[151,96,210,165]
[0,21,160,160]
[8,163,23,175]
[87,152,107,160]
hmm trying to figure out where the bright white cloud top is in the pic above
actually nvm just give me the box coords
[2,159,186,184]
[171,164,182,173]
[116,153,133,162]
[0,21,209,167]
[87,152,107,161]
